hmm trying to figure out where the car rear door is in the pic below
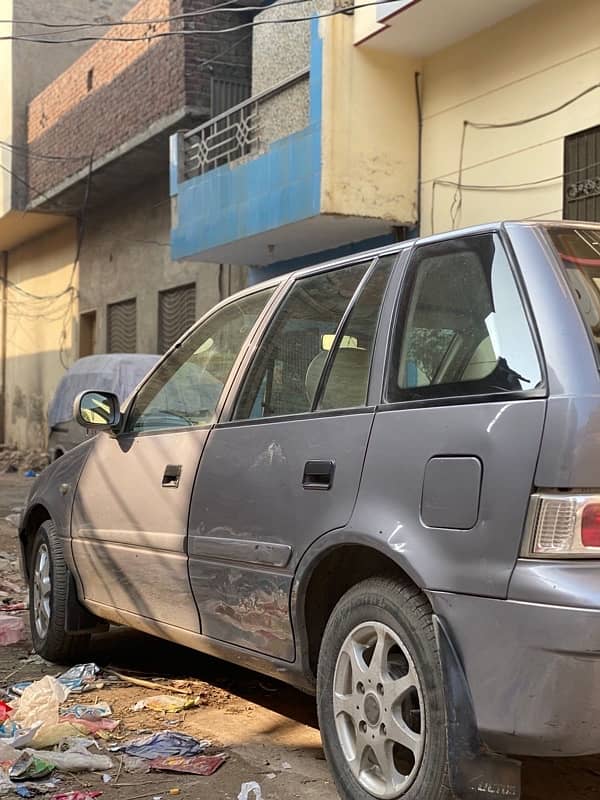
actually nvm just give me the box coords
[188,254,396,660]
[70,286,276,631]
[354,231,547,597]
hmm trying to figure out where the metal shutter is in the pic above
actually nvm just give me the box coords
[107,298,137,353]
[158,284,197,354]
[564,125,600,222]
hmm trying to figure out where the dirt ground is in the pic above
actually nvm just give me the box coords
[0,473,599,800]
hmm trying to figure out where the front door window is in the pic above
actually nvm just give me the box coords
[126,288,274,432]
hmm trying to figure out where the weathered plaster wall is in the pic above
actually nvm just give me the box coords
[79,175,245,355]
[320,13,419,225]
[4,222,78,449]
[420,0,600,233]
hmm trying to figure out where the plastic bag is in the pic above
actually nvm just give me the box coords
[9,752,54,781]
[0,614,24,645]
[63,704,111,721]
[238,782,262,800]
[0,741,19,764]
[12,677,69,730]
[112,731,209,760]
[150,753,227,776]
[26,742,112,773]
[131,696,199,713]
[52,793,102,800]
[55,665,100,694]
[0,703,12,724]
[0,721,42,749]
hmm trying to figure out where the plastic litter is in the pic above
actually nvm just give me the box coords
[26,742,112,773]
[0,613,25,645]
[59,716,119,736]
[23,471,39,479]
[0,721,42,749]
[13,677,68,729]
[0,703,12,724]
[0,742,19,763]
[15,787,32,798]
[55,665,101,695]
[51,794,102,800]
[101,775,111,784]
[131,696,200,713]
[112,731,209,760]
[9,752,54,781]
[238,782,262,800]
[62,704,111,721]
[149,753,227,776]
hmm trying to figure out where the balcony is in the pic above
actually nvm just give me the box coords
[356,0,540,54]
[171,15,416,270]
[180,69,310,181]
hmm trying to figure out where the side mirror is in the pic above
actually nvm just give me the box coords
[74,390,121,432]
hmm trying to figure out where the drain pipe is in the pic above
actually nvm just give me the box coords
[414,71,423,236]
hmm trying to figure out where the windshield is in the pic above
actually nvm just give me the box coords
[547,227,600,349]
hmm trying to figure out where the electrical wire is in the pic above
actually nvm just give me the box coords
[431,158,600,234]
[0,1,380,44]
[448,82,600,230]
[0,0,344,32]
[0,139,90,162]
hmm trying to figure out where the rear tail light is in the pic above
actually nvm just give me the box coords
[525,494,600,557]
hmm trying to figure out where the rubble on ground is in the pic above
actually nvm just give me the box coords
[0,447,48,476]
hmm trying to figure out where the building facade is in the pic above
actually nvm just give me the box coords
[1,0,251,449]
[0,0,138,448]
[170,0,600,282]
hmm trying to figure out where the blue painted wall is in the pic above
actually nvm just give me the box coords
[171,18,323,262]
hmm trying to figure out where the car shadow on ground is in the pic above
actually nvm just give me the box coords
[88,626,320,729]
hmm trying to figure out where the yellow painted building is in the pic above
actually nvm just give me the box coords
[351,0,600,234]
[0,0,84,449]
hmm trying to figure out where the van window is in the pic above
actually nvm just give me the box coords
[387,233,542,402]
[547,227,600,352]
[234,261,371,420]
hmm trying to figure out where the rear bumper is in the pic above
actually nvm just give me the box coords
[430,565,600,756]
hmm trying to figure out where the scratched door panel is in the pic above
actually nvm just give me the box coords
[188,413,373,660]
[72,428,209,631]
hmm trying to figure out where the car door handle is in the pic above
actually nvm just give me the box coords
[303,460,335,490]
[162,464,182,488]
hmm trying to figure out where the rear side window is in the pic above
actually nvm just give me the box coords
[387,233,542,402]
[547,227,600,351]
[234,261,371,420]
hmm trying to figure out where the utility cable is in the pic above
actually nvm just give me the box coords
[448,82,600,229]
[0,1,382,44]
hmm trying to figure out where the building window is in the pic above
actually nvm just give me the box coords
[79,310,96,357]
[158,283,197,354]
[107,298,137,353]
[564,125,600,222]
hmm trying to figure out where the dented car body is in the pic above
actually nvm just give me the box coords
[19,221,600,800]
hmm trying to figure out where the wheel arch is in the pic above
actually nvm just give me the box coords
[292,531,426,683]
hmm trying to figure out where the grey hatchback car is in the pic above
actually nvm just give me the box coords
[19,221,600,800]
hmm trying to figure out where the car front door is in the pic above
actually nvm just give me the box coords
[188,255,396,660]
[71,286,276,631]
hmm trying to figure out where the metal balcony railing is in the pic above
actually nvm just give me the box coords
[181,68,309,181]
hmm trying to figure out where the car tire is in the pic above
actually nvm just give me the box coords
[317,576,451,800]
[29,520,90,663]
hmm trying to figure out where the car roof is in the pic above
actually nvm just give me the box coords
[226,220,600,302]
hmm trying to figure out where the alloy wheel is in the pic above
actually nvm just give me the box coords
[332,621,425,799]
[33,542,52,640]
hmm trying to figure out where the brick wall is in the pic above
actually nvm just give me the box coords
[27,0,252,200]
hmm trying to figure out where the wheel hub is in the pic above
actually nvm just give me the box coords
[33,543,52,640]
[332,621,425,799]
[364,692,381,726]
